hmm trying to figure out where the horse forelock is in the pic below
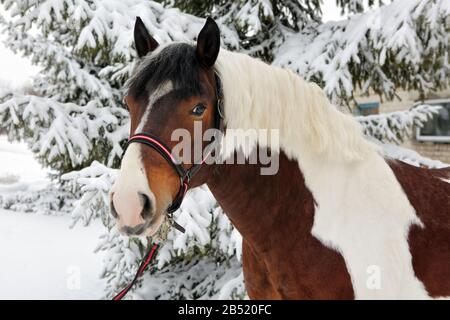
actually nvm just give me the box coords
[124,42,213,136]
[125,42,204,101]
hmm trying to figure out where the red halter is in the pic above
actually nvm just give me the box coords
[112,74,223,300]
[122,131,218,232]
[120,73,223,233]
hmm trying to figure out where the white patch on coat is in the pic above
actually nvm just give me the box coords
[215,49,432,299]
[110,144,156,228]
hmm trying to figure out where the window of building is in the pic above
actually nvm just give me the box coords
[416,99,450,143]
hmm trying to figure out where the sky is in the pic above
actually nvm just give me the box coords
[0,6,39,88]
[0,1,347,87]
[322,0,346,22]
[0,40,39,88]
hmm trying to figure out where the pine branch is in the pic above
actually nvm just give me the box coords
[356,104,441,144]
[274,0,450,104]
[0,94,129,172]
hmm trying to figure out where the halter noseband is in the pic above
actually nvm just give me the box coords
[122,74,224,233]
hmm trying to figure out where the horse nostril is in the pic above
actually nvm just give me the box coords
[121,223,147,236]
[110,198,119,219]
[139,192,153,220]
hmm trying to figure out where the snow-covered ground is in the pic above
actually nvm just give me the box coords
[0,136,106,299]
[0,136,49,193]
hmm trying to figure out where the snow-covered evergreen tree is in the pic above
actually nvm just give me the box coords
[274,0,450,103]
[356,104,441,144]
[164,0,449,103]
[0,0,448,299]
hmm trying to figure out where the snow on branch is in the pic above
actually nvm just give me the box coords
[61,161,117,227]
[381,142,448,168]
[0,182,76,215]
[1,25,117,103]
[357,104,440,144]
[0,94,129,171]
[336,0,383,14]
[274,0,450,103]
[65,159,241,266]
[135,256,245,300]
[2,0,240,61]
[62,159,243,298]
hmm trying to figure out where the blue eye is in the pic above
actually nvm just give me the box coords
[191,104,206,116]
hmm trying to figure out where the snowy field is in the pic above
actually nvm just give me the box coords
[0,136,105,299]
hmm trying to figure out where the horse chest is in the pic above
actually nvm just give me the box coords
[241,218,355,299]
[242,241,355,299]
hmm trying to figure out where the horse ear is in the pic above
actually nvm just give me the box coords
[134,17,159,58]
[196,17,220,68]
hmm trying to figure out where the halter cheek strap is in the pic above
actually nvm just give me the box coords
[123,131,216,233]
[121,73,224,233]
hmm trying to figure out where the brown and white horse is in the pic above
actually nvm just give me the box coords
[109,17,450,299]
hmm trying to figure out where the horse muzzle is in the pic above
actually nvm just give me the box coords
[110,190,158,236]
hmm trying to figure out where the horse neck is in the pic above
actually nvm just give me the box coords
[206,150,314,252]
[211,51,415,251]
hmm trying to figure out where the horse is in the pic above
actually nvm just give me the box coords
[109,17,450,299]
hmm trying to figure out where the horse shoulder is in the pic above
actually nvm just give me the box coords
[242,240,281,299]
[387,159,450,298]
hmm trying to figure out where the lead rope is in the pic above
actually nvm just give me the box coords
[112,243,159,300]
[113,73,223,301]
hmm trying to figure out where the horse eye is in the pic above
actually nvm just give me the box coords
[190,104,206,116]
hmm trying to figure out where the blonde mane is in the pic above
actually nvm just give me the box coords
[215,49,376,162]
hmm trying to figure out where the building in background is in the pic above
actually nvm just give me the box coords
[355,89,450,164]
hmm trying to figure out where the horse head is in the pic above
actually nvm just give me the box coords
[109,17,222,236]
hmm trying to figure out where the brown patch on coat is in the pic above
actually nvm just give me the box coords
[207,151,355,299]
[388,159,450,298]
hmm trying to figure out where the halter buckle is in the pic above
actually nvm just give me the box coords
[217,98,224,119]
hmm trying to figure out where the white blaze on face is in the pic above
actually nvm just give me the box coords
[110,80,174,233]
[110,144,155,228]
[135,81,174,134]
